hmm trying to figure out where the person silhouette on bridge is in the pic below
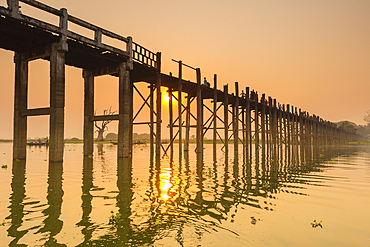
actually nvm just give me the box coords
[203,77,210,87]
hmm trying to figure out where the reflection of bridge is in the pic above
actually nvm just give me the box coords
[1,0,362,162]
[7,143,358,245]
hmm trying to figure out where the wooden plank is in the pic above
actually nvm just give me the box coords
[91,114,119,121]
[23,107,50,116]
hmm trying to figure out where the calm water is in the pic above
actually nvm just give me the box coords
[0,142,369,246]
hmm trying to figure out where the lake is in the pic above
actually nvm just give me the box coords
[0,142,369,246]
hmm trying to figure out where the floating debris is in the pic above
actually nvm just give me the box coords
[311,220,323,228]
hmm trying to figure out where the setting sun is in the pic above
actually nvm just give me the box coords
[163,92,176,104]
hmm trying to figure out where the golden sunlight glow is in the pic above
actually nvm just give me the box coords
[163,93,170,104]
[160,169,174,201]
[162,92,177,105]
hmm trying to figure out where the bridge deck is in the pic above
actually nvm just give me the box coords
[0,3,251,109]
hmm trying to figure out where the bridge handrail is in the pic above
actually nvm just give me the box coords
[3,0,159,69]
[132,42,158,69]
[19,0,129,43]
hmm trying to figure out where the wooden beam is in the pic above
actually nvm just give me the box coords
[23,107,50,116]
[91,114,119,121]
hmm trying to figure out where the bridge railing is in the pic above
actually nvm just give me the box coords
[1,0,159,70]
[132,42,158,69]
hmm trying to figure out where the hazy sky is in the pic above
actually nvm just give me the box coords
[0,0,369,139]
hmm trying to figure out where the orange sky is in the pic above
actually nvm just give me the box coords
[0,0,369,139]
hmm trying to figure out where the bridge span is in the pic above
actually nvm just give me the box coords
[1,0,361,162]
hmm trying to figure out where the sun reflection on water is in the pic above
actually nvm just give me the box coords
[159,168,174,201]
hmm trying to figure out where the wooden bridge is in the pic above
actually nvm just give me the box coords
[1,0,362,162]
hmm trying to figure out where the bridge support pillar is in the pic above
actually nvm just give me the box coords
[254,100,259,158]
[118,62,131,158]
[212,75,217,155]
[13,53,28,160]
[260,94,266,159]
[83,69,94,156]
[184,95,191,152]
[245,87,251,157]
[234,82,239,155]
[49,43,66,162]
[196,68,203,154]
[223,85,229,153]
[155,53,162,158]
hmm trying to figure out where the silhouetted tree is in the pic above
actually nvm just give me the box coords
[95,107,116,141]
[364,109,370,126]
[338,121,357,134]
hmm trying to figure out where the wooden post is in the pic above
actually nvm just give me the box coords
[129,76,133,155]
[299,109,304,146]
[9,0,20,18]
[156,52,162,158]
[184,95,191,152]
[213,74,217,155]
[295,107,298,147]
[292,106,295,148]
[273,99,277,157]
[254,97,259,155]
[234,82,239,154]
[224,85,229,153]
[83,69,94,156]
[283,104,287,159]
[268,97,272,156]
[282,105,286,144]
[279,104,283,145]
[169,87,173,154]
[242,96,245,156]
[245,87,251,157]
[261,94,266,157]
[150,83,154,154]
[313,115,317,146]
[49,42,66,162]
[13,53,28,160]
[196,68,203,154]
[118,62,131,158]
[279,103,283,159]
[178,61,183,156]
[286,104,290,148]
